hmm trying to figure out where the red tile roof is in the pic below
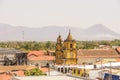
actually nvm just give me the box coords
[0,66,36,73]
[0,70,25,80]
[116,47,120,53]
[0,65,38,80]
[0,73,12,80]
[77,49,120,58]
[12,70,24,76]
[27,50,55,61]
[29,56,55,61]
[28,50,45,57]
[40,67,53,72]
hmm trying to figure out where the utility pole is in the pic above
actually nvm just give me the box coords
[110,62,112,80]
[47,63,50,76]
[83,62,86,77]
[100,57,102,79]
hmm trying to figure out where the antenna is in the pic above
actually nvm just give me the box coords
[22,31,24,41]
[69,29,71,34]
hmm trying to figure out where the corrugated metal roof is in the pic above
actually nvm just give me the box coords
[0,48,26,54]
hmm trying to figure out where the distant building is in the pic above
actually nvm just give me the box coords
[112,46,120,49]
[55,30,77,65]
[0,48,27,65]
[99,45,111,49]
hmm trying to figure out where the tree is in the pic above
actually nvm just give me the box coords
[46,41,51,50]
[24,68,46,76]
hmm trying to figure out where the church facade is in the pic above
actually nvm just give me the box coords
[55,31,77,65]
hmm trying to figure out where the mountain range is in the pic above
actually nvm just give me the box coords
[0,23,120,41]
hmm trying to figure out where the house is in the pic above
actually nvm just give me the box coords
[27,50,55,67]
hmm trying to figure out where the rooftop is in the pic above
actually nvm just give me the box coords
[27,50,45,57]
[13,75,83,80]
[0,65,36,73]
[77,49,120,58]
[27,50,55,61]
[0,48,27,54]
[29,56,55,61]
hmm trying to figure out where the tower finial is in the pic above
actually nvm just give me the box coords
[57,32,62,43]
[66,29,72,41]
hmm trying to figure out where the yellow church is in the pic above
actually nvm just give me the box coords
[55,30,77,65]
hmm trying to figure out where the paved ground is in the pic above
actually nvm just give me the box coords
[13,75,84,80]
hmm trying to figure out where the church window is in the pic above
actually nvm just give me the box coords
[78,69,80,74]
[70,44,72,48]
[74,69,76,73]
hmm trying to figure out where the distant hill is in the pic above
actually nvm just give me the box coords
[0,23,120,41]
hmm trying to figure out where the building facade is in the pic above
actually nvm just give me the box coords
[0,48,27,65]
[55,31,77,65]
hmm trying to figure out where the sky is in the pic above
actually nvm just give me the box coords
[0,0,120,33]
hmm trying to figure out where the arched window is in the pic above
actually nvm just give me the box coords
[70,44,72,48]
[78,69,80,74]
[74,69,76,73]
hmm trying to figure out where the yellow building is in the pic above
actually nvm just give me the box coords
[55,30,77,65]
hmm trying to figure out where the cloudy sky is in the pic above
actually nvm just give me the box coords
[0,0,120,33]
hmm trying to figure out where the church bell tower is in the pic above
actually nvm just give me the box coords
[55,30,77,65]
[63,30,77,65]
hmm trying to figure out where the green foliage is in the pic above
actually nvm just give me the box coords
[24,68,46,76]
[0,39,120,50]
[76,41,99,49]
[0,41,56,51]
[76,39,120,49]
